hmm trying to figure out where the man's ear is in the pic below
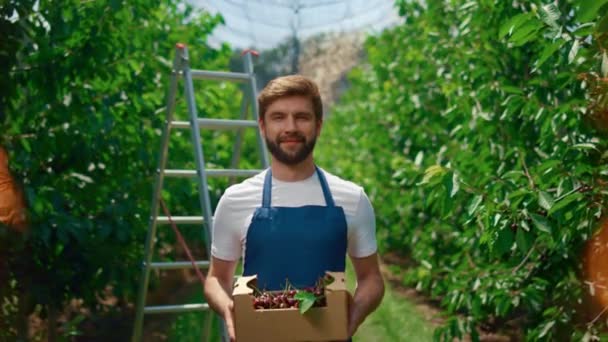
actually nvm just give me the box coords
[316,118,323,136]
[258,117,266,135]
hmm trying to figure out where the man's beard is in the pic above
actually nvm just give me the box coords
[265,133,317,165]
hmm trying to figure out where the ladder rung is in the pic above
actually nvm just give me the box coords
[157,216,204,225]
[164,169,263,178]
[144,303,209,314]
[149,261,210,270]
[189,70,250,82]
[171,119,258,130]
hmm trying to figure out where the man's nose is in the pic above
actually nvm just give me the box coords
[283,116,297,131]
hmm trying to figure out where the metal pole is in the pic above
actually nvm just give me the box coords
[179,45,217,342]
[243,52,269,168]
[131,44,182,342]
[229,94,249,186]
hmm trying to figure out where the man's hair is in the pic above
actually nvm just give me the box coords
[257,75,323,121]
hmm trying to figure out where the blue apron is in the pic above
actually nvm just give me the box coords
[243,166,348,291]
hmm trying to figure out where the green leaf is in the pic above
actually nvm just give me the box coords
[471,296,482,317]
[573,22,595,37]
[496,296,512,317]
[418,165,447,185]
[493,213,502,227]
[539,4,561,29]
[499,13,534,39]
[549,192,584,215]
[468,195,483,216]
[571,143,599,151]
[538,191,555,211]
[495,228,514,255]
[568,40,580,64]
[575,0,608,23]
[534,40,565,70]
[501,85,523,95]
[530,213,552,234]
[538,320,555,338]
[516,227,532,254]
[508,19,543,46]
[294,291,317,314]
[449,172,460,197]
[21,139,31,152]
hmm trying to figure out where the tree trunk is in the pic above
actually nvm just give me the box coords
[47,305,58,342]
[0,146,27,232]
[16,292,30,341]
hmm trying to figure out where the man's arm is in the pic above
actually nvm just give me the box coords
[348,252,385,337]
[204,257,238,341]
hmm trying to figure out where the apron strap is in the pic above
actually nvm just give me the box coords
[262,166,336,208]
[262,168,272,208]
[315,166,335,207]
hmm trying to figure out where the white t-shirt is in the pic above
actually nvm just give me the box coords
[210,167,377,261]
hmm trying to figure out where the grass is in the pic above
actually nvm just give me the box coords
[165,290,223,342]
[165,260,436,341]
[345,258,436,342]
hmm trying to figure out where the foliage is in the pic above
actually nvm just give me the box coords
[0,0,258,338]
[318,0,608,340]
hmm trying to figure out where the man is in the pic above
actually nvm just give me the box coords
[204,75,384,341]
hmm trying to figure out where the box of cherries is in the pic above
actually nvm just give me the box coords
[232,271,350,342]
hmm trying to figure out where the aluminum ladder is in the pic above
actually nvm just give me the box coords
[132,43,269,342]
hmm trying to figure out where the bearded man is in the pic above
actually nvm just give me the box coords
[204,75,385,342]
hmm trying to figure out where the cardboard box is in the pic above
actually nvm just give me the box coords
[232,271,350,342]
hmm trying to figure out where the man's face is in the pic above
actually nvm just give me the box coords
[260,96,322,166]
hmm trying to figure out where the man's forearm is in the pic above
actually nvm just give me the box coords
[349,274,385,334]
[204,276,233,317]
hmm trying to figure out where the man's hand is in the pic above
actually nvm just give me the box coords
[223,300,236,342]
[204,257,238,341]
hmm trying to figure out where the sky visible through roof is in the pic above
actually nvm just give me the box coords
[188,0,403,50]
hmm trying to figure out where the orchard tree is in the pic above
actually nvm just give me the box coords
[318,0,608,340]
[0,0,250,339]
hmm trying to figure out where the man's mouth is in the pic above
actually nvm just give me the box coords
[279,137,305,144]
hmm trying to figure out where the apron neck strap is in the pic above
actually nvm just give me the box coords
[262,166,335,208]
[315,166,335,207]
[262,169,273,208]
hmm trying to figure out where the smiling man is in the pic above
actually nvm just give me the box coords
[203,75,385,342]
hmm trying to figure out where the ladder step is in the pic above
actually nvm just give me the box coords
[164,169,263,178]
[172,119,258,130]
[144,303,209,314]
[157,216,205,225]
[149,261,210,270]
[189,70,250,82]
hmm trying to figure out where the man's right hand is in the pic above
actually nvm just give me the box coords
[204,257,238,341]
[223,300,236,342]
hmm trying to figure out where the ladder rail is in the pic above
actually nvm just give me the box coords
[181,46,214,261]
[190,69,250,82]
[164,168,263,178]
[180,46,218,342]
[149,260,210,270]
[229,94,250,186]
[144,303,210,314]
[244,52,270,168]
[131,53,182,342]
[171,118,258,130]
